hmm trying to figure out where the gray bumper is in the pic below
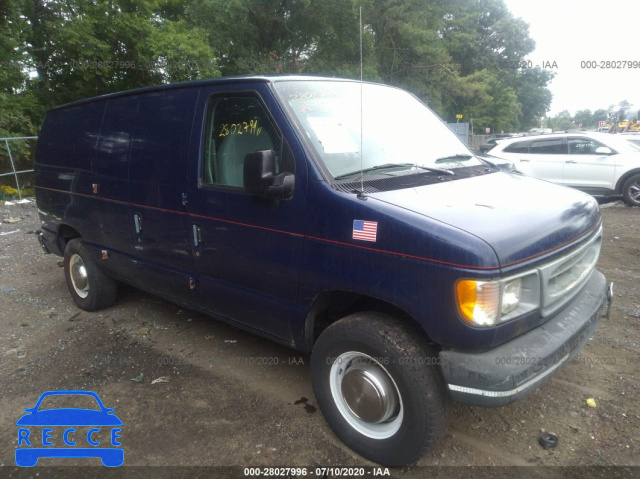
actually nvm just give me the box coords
[440,270,609,407]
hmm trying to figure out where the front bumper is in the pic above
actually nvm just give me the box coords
[440,270,609,407]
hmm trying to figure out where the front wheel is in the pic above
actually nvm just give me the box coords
[622,173,640,206]
[64,238,118,311]
[310,312,448,466]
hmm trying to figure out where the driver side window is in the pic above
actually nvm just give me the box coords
[202,96,281,188]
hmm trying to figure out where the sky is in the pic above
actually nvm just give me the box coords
[503,0,639,117]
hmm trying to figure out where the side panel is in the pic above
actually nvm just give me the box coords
[92,96,136,271]
[35,101,106,253]
[515,138,566,184]
[36,88,200,306]
[124,88,200,304]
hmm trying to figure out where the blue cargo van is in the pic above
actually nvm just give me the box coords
[35,76,611,466]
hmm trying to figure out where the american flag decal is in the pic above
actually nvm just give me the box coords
[352,220,378,242]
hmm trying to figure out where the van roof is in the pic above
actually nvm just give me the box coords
[49,75,355,111]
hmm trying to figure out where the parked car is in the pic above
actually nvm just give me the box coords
[477,133,519,153]
[487,132,640,206]
[621,132,640,148]
[35,76,610,466]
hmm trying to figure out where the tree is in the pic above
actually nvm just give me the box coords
[187,0,315,75]
[592,109,608,126]
[361,0,456,112]
[454,69,520,133]
[546,110,575,131]
[0,0,37,136]
[187,0,374,78]
[510,67,554,130]
[573,109,593,129]
[438,0,550,130]
[440,0,535,76]
[23,0,219,111]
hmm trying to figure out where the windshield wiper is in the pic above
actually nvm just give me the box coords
[437,153,498,169]
[472,154,498,168]
[434,154,474,163]
[334,163,412,180]
[414,165,455,175]
[334,163,453,180]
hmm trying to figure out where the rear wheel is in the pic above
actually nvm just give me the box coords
[622,173,640,206]
[64,238,118,311]
[311,312,448,466]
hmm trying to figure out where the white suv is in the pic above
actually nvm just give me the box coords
[488,132,640,206]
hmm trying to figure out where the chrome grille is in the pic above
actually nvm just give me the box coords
[539,228,602,317]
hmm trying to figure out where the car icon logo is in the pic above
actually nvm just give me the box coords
[16,390,123,467]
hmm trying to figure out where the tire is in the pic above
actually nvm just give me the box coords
[63,238,118,311]
[310,312,449,466]
[622,174,640,206]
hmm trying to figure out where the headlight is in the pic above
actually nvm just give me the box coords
[456,274,539,327]
[456,280,500,326]
[501,278,522,316]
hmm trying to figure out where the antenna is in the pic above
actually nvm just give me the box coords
[360,7,363,83]
[358,6,367,200]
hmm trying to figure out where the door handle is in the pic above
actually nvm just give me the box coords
[565,160,577,164]
[134,214,143,234]
[192,224,202,247]
[519,159,530,162]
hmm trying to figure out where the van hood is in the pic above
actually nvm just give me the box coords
[370,171,601,268]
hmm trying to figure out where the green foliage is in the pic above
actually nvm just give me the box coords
[573,109,593,129]
[441,0,534,76]
[509,67,554,130]
[23,0,219,111]
[454,69,520,133]
[592,109,608,125]
[0,0,25,93]
[1,0,556,138]
[363,0,453,112]
[545,110,576,131]
[438,0,551,130]
[147,19,220,82]
[0,184,20,200]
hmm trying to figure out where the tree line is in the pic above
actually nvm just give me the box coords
[545,103,635,132]
[1,0,555,138]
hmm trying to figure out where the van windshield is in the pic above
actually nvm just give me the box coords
[274,80,480,179]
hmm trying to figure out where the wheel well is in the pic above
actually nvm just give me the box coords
[57,224,81,252]
[615,168,640,193]
[304,291,431,351]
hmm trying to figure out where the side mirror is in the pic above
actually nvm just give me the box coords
[244,150,294,200]
[595,146,613,155]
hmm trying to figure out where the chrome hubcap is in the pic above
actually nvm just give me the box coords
[70,254,89,298]
[629,182,640,203]
[341,362,399,423]
[329,352,403,439]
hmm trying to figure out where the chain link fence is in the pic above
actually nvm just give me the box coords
[0,136,38,200]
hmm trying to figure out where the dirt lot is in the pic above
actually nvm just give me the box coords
[0,198,638,477]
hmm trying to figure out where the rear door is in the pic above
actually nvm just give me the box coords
[186,82,307,342]
[518,138,566,184]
